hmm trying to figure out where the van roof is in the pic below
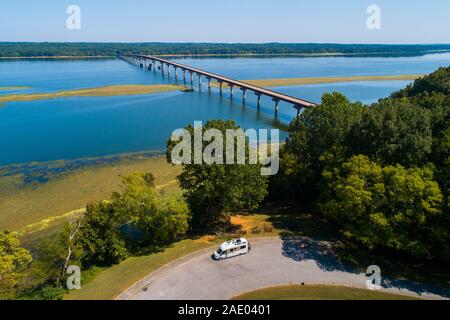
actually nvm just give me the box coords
[220,238,247,251]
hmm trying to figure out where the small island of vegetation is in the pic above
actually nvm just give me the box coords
[0,84,186,104]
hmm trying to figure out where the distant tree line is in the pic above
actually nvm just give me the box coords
[1,42,450,57]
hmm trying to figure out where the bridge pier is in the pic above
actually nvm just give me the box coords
[161,63,165,76]
[218,81,223,95]
[174,67,178,80]
[241,88,247,102]
[255,93,262,110]
[190,72,194,88]
[273,98,280,115]
[229,84,234,98]
[207,77,212,91]
[183,70,187,83]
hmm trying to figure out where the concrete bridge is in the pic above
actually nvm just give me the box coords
[120,54,317,116]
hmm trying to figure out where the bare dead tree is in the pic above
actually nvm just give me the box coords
[56,219,82,287]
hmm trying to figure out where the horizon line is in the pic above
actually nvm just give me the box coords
[1,41,450,46]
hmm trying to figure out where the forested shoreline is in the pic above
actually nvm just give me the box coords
[1,42,450,57]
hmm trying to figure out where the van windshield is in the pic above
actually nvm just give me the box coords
[217,249,223,254]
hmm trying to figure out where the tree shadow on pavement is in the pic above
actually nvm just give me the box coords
[281,236,355,273]
[381,276,450,299]
[252,204,356,272]
[254,203,450,298]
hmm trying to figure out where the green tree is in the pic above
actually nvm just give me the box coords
[112,173,189,245]
[390,67,450,138]
[348,99,433,167]
[0,231,32,299]
[75,202,129,267]
[167,120,268,231]
[31,221,83,289]
[272,92,365,200]
[320,155,444,259]
[434,127,450,193]
[391,66,450,98]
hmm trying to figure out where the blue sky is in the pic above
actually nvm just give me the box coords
[1,0,449,43]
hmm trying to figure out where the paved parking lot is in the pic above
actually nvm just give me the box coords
[117,237,446,300]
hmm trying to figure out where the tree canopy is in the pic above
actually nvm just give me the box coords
[167,120,268,231]
[272,92,365,200]
[347,99,433,167]
[272,66,450,261]
[76,172,189,267]
[320,155,444,259]
[0,231,32,299]
[112,172,189,245]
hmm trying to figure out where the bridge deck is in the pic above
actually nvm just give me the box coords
[126,54,317,108]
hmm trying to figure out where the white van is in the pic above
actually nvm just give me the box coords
[213,238,251,260]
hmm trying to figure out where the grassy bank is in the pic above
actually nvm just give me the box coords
[0,84,186,104]
[0,155,181,233]
[233,285,419,300]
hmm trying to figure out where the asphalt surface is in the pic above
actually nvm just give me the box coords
[117,237,447,300]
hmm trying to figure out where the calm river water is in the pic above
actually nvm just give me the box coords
[1,53,450,165]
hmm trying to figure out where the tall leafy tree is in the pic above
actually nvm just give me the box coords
[272,92,365,200]
[320,155,445,259]
[167,120,268,231]
[112,173,189,245]
[391,66,450,137]
[75,202,129,267]
[347,99,433,167]
[391,67,450,98]
[0,231,32,299]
